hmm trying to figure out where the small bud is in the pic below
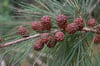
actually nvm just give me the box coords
[94,35,100,43]
[65,23,79,34]
[41,16,52,30]
[56,15,68,30]
[47,38,57,48]
[54,32,65,41]
[33,39,44,51]
[41,33,51,44]
[18,26,30,37]
[95,25,100,34]
[31,21,43,31]
[74,18,85,30]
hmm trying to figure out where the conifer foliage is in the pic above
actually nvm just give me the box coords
[0,0,100,66]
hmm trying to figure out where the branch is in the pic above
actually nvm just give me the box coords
[0,27,98,48]
[0,30,58,48]
[0,34,40,48]
[82,27,97,33]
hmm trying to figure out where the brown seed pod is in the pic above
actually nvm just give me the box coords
[65,23,79,34]
[54,32,65,41]
[94,35,100,43]
[74,18,85,30]
[41,33,51,43]
[18,26,30,37]
[41,16,52,30]
[0,37,1,42]
[47,38,57,48]
[88,18,97,27]
[31,21,43,31]
[56,15,68,30]
[33,39,44,51]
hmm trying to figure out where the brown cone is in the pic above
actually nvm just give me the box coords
[56,15,68,30]
[33,39,44,51]
[31,21,43,31]
[18,26,30,37]
[54,32,65,41]
[94,35,100,43]
[41,33,51,44]
[47,38,57,48]
[74,18,85,30]
[95,25,100,34]
[41,16,52,30]
[88,18,97,27]
[65,23,79,34]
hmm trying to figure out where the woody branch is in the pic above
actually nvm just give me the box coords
[0,27,98,48]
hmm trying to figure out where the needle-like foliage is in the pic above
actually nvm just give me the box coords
[0,0,100,66]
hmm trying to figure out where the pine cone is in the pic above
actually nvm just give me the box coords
[18,26,30,37]
[95,25,100,34]
[65,23,79,34]
[94,35,100,43]
[31,21,43,31]
[88,18,97,27]
[47,38,57,48]
[41,33,51,43]
[54,32,65,41]
[33,39,44,51]
[56,15,68,30]
[74,18,84,30]
[0,37,1,42]
[41,16,52,30]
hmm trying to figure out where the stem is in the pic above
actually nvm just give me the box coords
[0,27,98,48]
[0,34,40,48]
[0,30,58,48]
[82,27,97,33]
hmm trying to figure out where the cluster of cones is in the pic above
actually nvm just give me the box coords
[87,19,100,44]
[33,32,64,51]
[0,15,99,50]
[17,15,100,51]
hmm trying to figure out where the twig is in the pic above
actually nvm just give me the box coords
[82,27,97,33]
[0,34,40,48]
[0,30,58,48]
[0,27,98,48]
